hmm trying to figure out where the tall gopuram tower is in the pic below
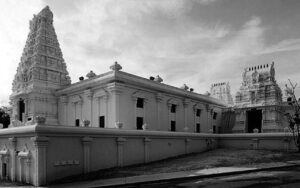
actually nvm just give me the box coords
[10,6,71,125]
[233,62,283,133]
[210,82,234,106]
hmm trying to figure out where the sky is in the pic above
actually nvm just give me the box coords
[1,0,300,106]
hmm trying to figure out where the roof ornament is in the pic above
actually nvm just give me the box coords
[154,75,163,83]
[180,84,189,90]
[86,70,96,79]
[110,61,122,71]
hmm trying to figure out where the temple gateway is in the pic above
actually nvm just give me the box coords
[233,62,284,133]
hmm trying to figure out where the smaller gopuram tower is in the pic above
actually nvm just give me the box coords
[210,82,234,106]
[233,62,283,133]
[10,6,71,125]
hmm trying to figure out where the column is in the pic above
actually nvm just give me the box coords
[104,95,108,128]
[24,98,29,121]
[79,101,83,122]
[183,99,190,131]
[205,104,211,132]
[156,93,163,130]
[31,136,49,186]
[262,108,266,132]
[107,84,122,125]
[9,137,17,181]
[193,105,197,132]
[84,89,93,126]
[167,103,172,131]
[133,97,138,128]
[144,137,151,163]
[60,96,68,125]
[82,137,93,174]
[143,99,147,124]
[116,137,126,167]
[96,97,101,127]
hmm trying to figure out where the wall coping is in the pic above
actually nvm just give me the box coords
[0,125,293,139]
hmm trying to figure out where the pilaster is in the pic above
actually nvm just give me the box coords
[84,89,93,126]
[8,137,17,181]
[185,138,191,154]
[183,99,190,131]
[31,136,49,186]
[82,137,93,174]
[107,84,123,125]
[116,137,126,167]
[156,93,163,130]
[144,137,151,163]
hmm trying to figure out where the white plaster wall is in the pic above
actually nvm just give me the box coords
[57,83,224,133]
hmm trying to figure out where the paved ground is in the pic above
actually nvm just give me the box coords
[53,148,300,185]
[120,166,300,188]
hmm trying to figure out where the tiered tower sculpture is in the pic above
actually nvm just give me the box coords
[10,6,71,125]
[210,82,234,106]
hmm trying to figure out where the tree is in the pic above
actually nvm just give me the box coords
[0,106,10,128]
[284,79,300,152]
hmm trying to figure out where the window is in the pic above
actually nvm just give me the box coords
[136,98,144,108]
[171,121,176,131]
[213,125,216,133]
[213,112,218,120]
[2,163,7,177]
[75,119,80,127]
[196,109,201,117]
[196,123,200,133]
[136,117,143,130]
[171,104,176,113]
[99,116,105,128]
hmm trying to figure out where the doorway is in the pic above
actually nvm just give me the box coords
[18,99,25,122]
[2,163,7,178]
[247,109,262,133]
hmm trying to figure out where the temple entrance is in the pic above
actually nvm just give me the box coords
[247,109,262,133]
[18,99,25,122]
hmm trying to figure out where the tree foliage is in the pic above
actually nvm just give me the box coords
[284,79,300,152]
[0,107,10,128]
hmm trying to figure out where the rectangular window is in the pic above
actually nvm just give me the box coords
[196,123,200,133]
[99,116,105,128]
[171,104,176,113]
[171,121,176,131]
[196,109,201,117]
[213,125,216,133]
[136,117,143,130]
[2,163,7,177]
[75,119,80,127]
[213,112,218,120]
[136,98,144,108]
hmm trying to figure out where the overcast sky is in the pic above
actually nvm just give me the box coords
[1,0,300,106]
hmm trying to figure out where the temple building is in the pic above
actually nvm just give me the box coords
[210,82,234,106]
[0,6,296,186]
[9,6,226,133]
[232,62,284,133]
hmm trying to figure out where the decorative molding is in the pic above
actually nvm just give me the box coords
[70,95,83,104]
